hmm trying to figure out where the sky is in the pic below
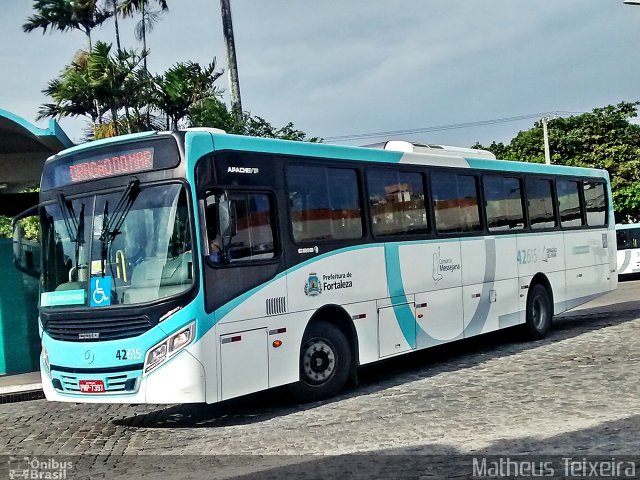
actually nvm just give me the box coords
[2,0,640,148]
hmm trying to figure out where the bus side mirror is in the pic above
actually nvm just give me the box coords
[218,192,237,246]
[12,206,41,278]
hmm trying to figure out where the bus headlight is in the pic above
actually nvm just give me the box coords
[144,322,195,373]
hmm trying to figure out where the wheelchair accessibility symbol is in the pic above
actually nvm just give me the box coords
[90,276,112,307]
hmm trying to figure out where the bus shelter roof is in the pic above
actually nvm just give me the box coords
[0,109,73,194]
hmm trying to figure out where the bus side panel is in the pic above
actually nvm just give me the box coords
[460,236,521,337]
[286,246,387,366]
[563,229,611,311]
[616,247,640,275]
[397,240,464,349]
[516,232,567,315]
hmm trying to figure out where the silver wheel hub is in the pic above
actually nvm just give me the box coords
[302,339,336,384]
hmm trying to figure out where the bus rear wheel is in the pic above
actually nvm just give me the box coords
[524,283,552,339]
[288,322,351,403]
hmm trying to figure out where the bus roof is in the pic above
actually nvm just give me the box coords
[616,223,640,230]
[207,131,608,179]
[48,129,609,180]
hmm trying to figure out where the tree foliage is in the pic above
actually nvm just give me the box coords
[27,0,319,143]
[23,0,112,48]
[474,102,640,222]
[38,41,152,137]
[153,61,223,130]
[190,99,321,142]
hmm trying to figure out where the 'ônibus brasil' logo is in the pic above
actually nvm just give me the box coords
[304,273,322,297]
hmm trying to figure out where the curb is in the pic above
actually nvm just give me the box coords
[0,389,45,404]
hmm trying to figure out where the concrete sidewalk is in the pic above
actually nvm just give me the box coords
[0,371,42,402]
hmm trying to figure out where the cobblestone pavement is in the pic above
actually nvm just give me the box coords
[1,296,640,478]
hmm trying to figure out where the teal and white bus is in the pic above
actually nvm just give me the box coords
[616,223,640,276]
[17,130,617,404]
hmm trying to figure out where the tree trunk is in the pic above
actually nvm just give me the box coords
[142,0,150,127]
[111,106,119,135]
[220,0,242,120]
[113,0,122,53]
[142,0,148,71]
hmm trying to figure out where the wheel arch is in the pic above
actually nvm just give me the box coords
[529,272,554,313]
[305,304,360,368]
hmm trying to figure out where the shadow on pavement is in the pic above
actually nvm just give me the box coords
[80,415,640,479]
[113,310,640,430]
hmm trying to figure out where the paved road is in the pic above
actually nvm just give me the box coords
[2,281,640,478]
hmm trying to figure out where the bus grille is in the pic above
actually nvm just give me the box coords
[56,372,140,394]
[44,316,154,342]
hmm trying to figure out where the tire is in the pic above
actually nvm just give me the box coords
[288,322,352,403]
[524,283,553,339]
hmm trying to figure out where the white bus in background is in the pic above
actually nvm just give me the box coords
[24,133,618,405]
[616,223,640,276]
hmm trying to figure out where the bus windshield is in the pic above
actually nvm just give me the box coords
[40,183,193,308]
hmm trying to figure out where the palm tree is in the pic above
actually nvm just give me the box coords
[38,50,102,124]
[23,0,112,49]
[38,42,150,137]
[152,60,223,130]
[119,0,168,69]
[109,0,122,53]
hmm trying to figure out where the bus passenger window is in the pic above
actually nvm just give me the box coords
[483,176,525,232]
[432,172,481,233]
[526,178,556,229]
[287,165,363,242]
[367,169,428,236]
[583,181,606,227]
[617,231,630,250]
[557,179,584,228]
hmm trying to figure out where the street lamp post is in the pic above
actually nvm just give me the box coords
[542,117,552,165]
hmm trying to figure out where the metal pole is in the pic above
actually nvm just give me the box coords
[220,0,243,119]
[542,117,551,165]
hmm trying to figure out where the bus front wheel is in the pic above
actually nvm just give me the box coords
[289,322,351,402]
[524,283,552,339]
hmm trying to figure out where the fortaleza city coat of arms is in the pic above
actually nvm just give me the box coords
[304,273,322,296]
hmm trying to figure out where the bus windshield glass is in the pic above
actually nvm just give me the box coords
[40,183,193,308]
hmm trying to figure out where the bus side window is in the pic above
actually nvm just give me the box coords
[367,168,428,236]
[286,165,363,242]
[204,195,222,264]
[205,192,276,264]
[617,231,629,250]
[557,179,584,228]
[583,181,606,227]
[526,178,557,230]
[483,175,525,232]
[432,172,481,234]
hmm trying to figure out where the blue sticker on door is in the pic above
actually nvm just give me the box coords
[90,276,112,307]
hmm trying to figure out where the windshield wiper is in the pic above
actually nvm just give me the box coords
[56,192,77,241]
[98,178,141,279]
[99,200,109,278]
[56,192,86,276]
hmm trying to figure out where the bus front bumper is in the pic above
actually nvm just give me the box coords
[42,348,206,404]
